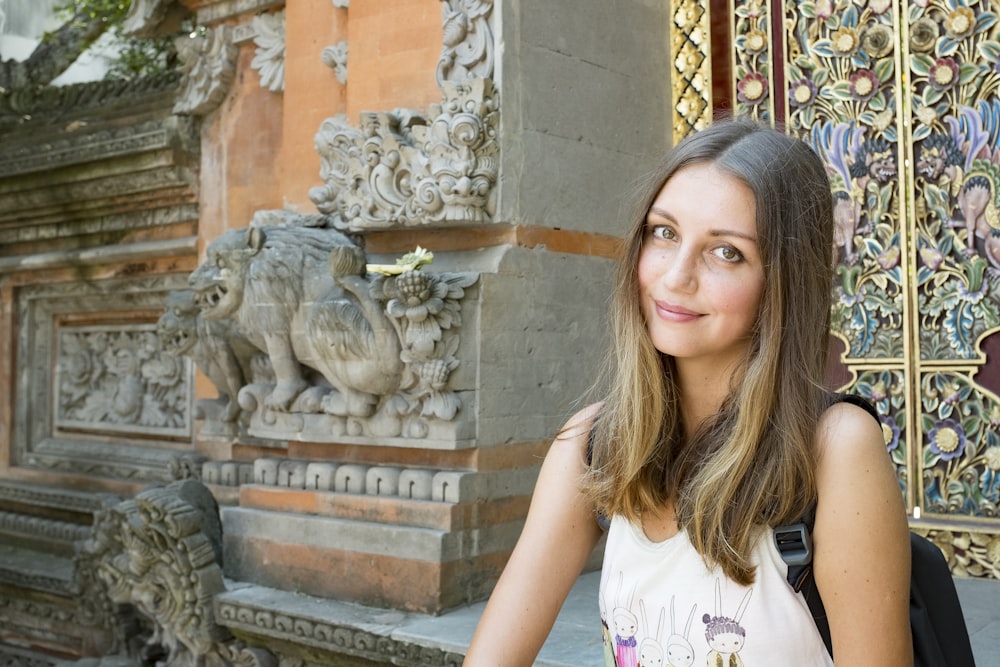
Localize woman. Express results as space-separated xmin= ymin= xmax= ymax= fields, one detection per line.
xmin=464 ymin=119 xmax=912 ymax=666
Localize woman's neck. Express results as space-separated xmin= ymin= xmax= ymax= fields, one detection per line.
xmin=674 ymin=357 xmax=738 ymax=437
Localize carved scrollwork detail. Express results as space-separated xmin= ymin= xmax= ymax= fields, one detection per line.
xmin=437 ymin=0 xmax=494 ymax=86
xmin=250 ymin=11 xmax=285 ymax=93
xmin=174 ymin=26 xmax=238 ymax=116
xmin=180 ymin=213 xmax=477 ymax=443
xmin=308 ymin=2 xmax=497 ymax=230
xmin=309 ymin=77 xmax=498 ymax=230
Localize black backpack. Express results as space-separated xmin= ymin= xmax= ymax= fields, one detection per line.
xmin=775 ymin=395 xmax=977 ymax=666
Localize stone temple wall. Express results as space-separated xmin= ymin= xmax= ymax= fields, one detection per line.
xmin=0 ymin=0 xmax=671 ymax=664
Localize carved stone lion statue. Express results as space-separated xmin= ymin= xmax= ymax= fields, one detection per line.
xmin=187 ymin=218 xmax=404 ymax=416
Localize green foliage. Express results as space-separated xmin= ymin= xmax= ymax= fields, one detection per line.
xmin=55 ymin=0 xmax=187 ymax=79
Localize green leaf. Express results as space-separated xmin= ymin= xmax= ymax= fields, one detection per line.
xmin=924 ymin=86 xmax=945 ymax=106
xmin=976 ymin=13 xmax=998 ymax=34
xmin=831 ymin=81 xmax=854 ymax=101
xmin=911 ymin=54 xmax=934 ymax=76
xmin=811 ymin=39 xmax=836 ymax=57
xmin=978 ymin=40 xmax=1000 ymax=62
xmin=938 ymin=36 xmax=960 ymax=57
xmin=875 ymin=57 xmax=895 ymax=83
xmin=959 ymin=63 xmax=981 ymax=85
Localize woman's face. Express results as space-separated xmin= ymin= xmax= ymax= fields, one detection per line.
xmin=636 ymin=162 xmax=765 ymax=374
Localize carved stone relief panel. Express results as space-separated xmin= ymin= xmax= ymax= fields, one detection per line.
xmin=14 ymin=275 xmax=197 ymax=481
xmin=55 ymin=325 xmax=191 ymax=438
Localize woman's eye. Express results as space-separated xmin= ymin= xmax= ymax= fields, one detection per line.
xmin=714 ymin=246 xmax=743 ymax=262
xmin=649 ymin=225 xmax=675 ymax=241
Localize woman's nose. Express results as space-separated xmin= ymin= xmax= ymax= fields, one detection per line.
xmin=661 ymin=249 xmax=697 ymax=291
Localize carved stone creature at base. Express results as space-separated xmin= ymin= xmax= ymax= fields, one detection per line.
xmin=188 ymin=217 xmax=403 ymax=416
xmin=70 ymin=480 xmax=275 ymax=667
xmin=157 ymin=290 xmax=260 ymax=424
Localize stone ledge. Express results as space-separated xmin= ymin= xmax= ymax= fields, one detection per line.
xmin=216 ymin=583 xmax=466 ymax=667
xmin=214 ymin=571 xmax=607 ymax=667
xmin=0 ymin=543 xmax=74 ymax=595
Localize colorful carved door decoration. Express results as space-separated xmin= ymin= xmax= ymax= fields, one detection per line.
xmin=671 ymin=0 xmax=1000 ymax=578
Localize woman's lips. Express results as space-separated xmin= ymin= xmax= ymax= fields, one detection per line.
xmin=653 ymin=300 xmax=702 ymax=322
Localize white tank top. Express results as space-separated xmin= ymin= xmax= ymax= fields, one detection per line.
xmin=598 ymin=514 xmax=834 ymax=667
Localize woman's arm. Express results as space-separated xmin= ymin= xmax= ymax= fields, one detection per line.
xmin=812 ymin=400 xmax=912 ymax=666
xmin=463 ymin=405 xmax=605 ymax=666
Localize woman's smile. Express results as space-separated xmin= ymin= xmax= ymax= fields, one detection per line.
xmin=652 ymin=299 xmax=702 ymax=322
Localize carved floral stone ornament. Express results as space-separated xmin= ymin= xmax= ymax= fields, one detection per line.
xmin=168 ymin=211 xmax=478 ymax=443
xmin=308 ymin=0 xmax=498 ymax=230
xmin=250 ymin=10 xmax=285 ymax=93
xmin=321 ymin=40 xmax=349 ymax=85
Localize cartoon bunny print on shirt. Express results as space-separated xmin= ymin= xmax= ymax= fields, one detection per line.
xmin=599 ymin=583 xmax=617 ymax=666
xmin=702 ymin=580 xmax=752 ymax=667
xmin=665 ymin=595 xmax=698 ymax=667
xmin=611 ymin=571 xmax=639 ymax=667
xmin=638 ymin=599 xmax=666 ymax=667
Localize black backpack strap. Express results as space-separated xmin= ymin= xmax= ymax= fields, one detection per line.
xmin=775 ymin=393 xmax=881 ymax=657
xmin=776 ymin=505 xmax=832 ymax=655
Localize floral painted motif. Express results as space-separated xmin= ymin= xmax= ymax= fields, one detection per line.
xmin=733 ymin=0 xmax=773 ymax=120
xmin=927 ymin=418 xmax=967 ymax=461
xmin=724 ymin=0 xmax=1000 ymax=571
xmin=920 ymin=372 xmax=1000 ymax=517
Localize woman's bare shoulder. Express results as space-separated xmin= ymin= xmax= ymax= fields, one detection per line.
xmin=814 ymin=398 xmax=885 ymax=465
xmin=556 ymin=402 xmax=604 ymax=444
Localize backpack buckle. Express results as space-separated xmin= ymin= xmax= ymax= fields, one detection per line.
xmin=774 ymin=522 xmax=812 ymax=567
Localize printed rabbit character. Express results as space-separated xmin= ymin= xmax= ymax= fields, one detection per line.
xmin=702 ymin=580 xmax=752 ymax=667
xmin=638 ymin=600 xmax=666 ymax=667
xmin=665 ymin=596 xmax=697 ymax=667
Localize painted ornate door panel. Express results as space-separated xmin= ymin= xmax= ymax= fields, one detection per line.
xmin=672 ymin=0 xmax=1000 ymax=577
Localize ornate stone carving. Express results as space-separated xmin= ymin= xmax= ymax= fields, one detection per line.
xmin=321 ymin=41 xmax=348 ymax=85
xmin=181 ymin=212 xmax=476 ymax=443
xmin=307 ymin=1 xmax=498 ymax=231
xmin=309 ymin=78 xmax=498 ymax=229
xmin=174 ymin=26 xmax=238 ymax=116
xmin=75 ymin=479 xmax=277 ymax=667
xmin=436 ymin=0 xmax=494 ymax=86
xmin=55 ymin=326 xmax=190 ymax=436
xmin=250 ymin=11 xmax=285 ymax=93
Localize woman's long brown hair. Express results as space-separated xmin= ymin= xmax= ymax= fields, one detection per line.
xmin=584 ymin=119 xmax=836 ymax=585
